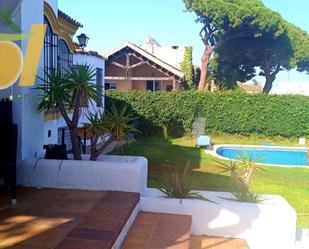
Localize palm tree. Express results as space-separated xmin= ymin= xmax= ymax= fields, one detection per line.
xmin=85 ymin=104 xmax=139 ymax=161
xmin=36 ymin=65 xmax=98 ymax=160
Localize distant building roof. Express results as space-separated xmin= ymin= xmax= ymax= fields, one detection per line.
xmin=104 ymin=41 xmax=184 ymax=79
xmin=144 ymin=37 xmax=186 ymax=69
xmin=239 ymin=83 xmax=263 ymax=93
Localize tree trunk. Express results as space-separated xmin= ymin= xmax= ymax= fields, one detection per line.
xmin=263 ymin=74 xmax=275 ymax=94
xmin=198 ymin=46 xmax=215 ymax=91
xmin=89 ymin=133 xmax=98 ymax=161
xmin=262 ymin=61 xmax=281 ymax=94
xmin=90 ymin=134 xmax=115 ymax=161
xmin=69 ymin=127 xmax=82 ymax=160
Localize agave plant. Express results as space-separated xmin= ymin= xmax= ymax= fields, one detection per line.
xmin=36 ymin=65 xmax=98 ymax=160
xmin=85 ymin=104 xmax=140 ymax=161
xmin=158 ymin=162 xmax=214 ymax=203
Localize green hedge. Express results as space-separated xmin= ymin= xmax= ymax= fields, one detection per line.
xmin=106 ymin=90 xmax=309 ymax=138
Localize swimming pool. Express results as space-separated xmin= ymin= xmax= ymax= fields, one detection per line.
xmin=212 ymin=145 xmax=308 ymax=167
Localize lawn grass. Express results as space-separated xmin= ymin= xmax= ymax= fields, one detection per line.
xmin=113 ymin=134 xmax=309 ymax=228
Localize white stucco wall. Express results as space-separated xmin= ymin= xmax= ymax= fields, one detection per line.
xmin=8 ymin=0 xmax=58 ymax=160
xmin=141 ymin=188 xmax=297 ymax=249
xmin=14 ymin=0 xmax=45 ymax=160
xmin=17 ymin=156 xmax=148 ymax=194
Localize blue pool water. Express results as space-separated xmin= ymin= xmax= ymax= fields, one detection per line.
xmin=216 ymin=147 xmax=308 ymax=166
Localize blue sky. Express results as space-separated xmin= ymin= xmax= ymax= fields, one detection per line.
xmin=59 ymin=0 xmax=309 ymax=85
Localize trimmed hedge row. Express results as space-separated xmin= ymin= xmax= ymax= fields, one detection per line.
xmin=106 ymin=90 xmax=309 ymax=137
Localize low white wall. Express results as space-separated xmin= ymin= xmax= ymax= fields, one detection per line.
xmin=17 ymin=155 xmax=297 ymax=249
xmin=17 ymin=156 xmax=148 ymax=194
xmin=141 ymin=188 xmax=296 ymax=249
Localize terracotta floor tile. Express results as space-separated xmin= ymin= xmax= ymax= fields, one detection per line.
xmin=1 ymin=188 xmax=140 ymax=249
xmin=153 ymin=222 xmax=190 ymax=241
xmin=0 ymin=226 xmax=67 ymax=248
xmin=67 ymin=228 xmax=115 ymax=242
xmin=148 ymin=238 xmax=189 ymax=249
xmin=121 ymin=235 xmax=149 ymax=248
xmin=0 ymin=245 xmax=44 ymax=249
xmin=0 ymin=215 xmax=35 ymax=232
xmin=190 ymin=236 xmax=213 ymax=249
xmin=30 ymin=216 xmax=79 ymax=230
xmin=49 ymin=200 xmax=96 ymax=214
xmin=78 ymin=218 xmax=124 ymax=232
xmin=134 ymin=212 xmax=158 ymax=226
xmin=18 ymin=227 xmax=71 ymax=248
xmin=87 ymin=206 xmax=130 ymax=222
xmin=121 ymin=245 xmax=148 ymax=249
xmin=126 ymin=225 xmax=153 ymax=241
xmin=55 ymin=238 xmax=108 ymax=249
xmin=212 ymin=237 xmax=248 ymax=249
xmin=121 ymin=212 xmax=191 ymax=249
xmin=4 ymin=201 xmax=50 ymax=213
xmin=157 ymin=213 xmax=192 ymax=226
xmin=101 ymin=192 xmax=139 ymax=205
xmin=65 ymin=190 xmax=107 ymax=202
xmin=0 ymin=208 xmax=40 ymax=221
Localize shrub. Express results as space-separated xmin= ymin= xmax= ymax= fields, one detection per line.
xmin=106 ymin=90 xmax=309 ymax=138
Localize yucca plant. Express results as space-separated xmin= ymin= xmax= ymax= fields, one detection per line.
xmin=158 ymin=162 xmax=213 ymax=203
xmin=85 ymin=104 xmax=140 ymax=161
xmin=36 ymin=65 xmax=98 ymax=160
xmin=222 ymin=192 xmax=266 ymax=203
xmin=216 ymin=151 xmax=264 ymax=193
xmin=216 ymin=151 xmax=266 ymax=203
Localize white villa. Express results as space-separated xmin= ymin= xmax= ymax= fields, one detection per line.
xmin=0 ymin=1 xmax=301 ymax=249
xmin=0 ymin=0 xmax=105 ymax=161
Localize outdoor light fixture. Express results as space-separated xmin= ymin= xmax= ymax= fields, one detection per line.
xmin=77 ymin=33 xmax=89 ymax=50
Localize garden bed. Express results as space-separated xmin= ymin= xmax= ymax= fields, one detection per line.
xmin=141 ymin=188 xmax=296 ymax=249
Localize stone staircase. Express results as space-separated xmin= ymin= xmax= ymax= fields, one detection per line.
xmin=121 ymin=211 xmax=249 ymax=249
xmin=55 ymin=191 xmax=140 ymax=249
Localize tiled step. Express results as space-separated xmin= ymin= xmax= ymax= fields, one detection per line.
xmin=55 ymin=191 xmax=140 ymax=249
xmin=121 ymin=211 xmax=192 ymax=249
xmin=190 ymin=235 xmax=249 ymax=249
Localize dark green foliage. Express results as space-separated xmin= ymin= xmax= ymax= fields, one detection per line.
xmin=183 ymin=0 xmax=309 ymax=92
xmin=180 ymin=47 xmax=195 ymax=89
xmin=106 ymin=90 xmax=309 ymax=138
xmin=85 ymin=104 xmax=140 ymax=161
xmin=36 ymin=65 xmax=98 ymax=160
xmin=208 ymin=52 xmax=256 ymax=90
